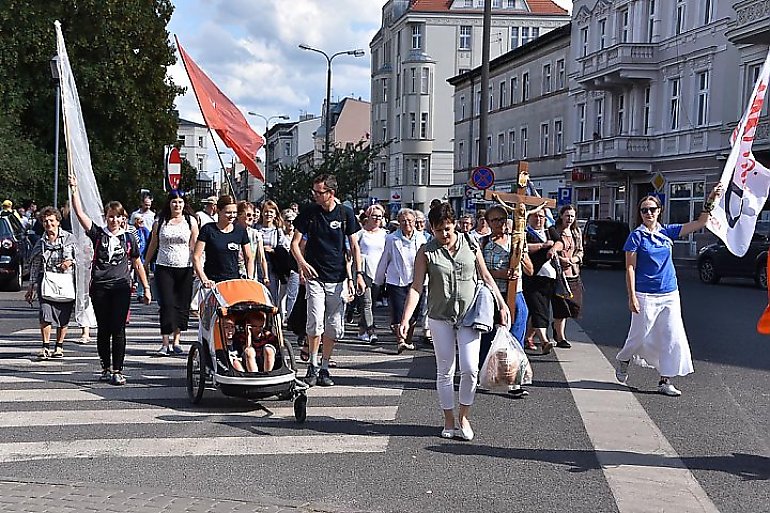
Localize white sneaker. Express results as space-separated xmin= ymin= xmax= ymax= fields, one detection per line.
xmin=657 ymin=382 xmax=682 ymax=396
xmin=615 ymin=360 xmax=630 ymax=384
xmin=357 ymin=333 xmax=371 ymax=343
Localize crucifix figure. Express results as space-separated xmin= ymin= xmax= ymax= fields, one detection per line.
xmin=483 ymin=161 xmax=556 ymax=317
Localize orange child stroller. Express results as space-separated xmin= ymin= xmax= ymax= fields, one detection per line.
xmin=187 ymin=279 xmax=309 ymax=422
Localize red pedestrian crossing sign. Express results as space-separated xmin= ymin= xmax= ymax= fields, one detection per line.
xmin=470 ymin=166 xmax=495 ymax=190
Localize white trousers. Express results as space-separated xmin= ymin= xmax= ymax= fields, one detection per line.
xmin=428 ymin=318 xmax=481 ymax=410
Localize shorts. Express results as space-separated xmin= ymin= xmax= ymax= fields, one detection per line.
xmin=39 ymin=299 xmax=74 ymax=328
xmin=305 ymin=279 xmax=346 ymax=340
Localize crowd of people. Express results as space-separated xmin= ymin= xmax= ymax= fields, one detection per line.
xmin=12 ymin=173 xmax=723 ymax=439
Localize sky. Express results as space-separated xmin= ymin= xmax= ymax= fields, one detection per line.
xmin=167 ymin=0 xmax=572 ymax=167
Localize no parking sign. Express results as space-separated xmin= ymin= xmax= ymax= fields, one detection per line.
xmin=470 ymin=166 xmax=495 ymax=190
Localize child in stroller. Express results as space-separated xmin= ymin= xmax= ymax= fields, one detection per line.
xmin=223 ymin=311 xmax=278 ymax=373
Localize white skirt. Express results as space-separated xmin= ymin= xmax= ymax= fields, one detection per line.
xmin=617 ymin=290 xmax=693 ymax=378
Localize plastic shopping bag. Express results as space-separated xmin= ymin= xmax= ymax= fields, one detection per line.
xmin=480 ymin=327 xmax=533 ymax=391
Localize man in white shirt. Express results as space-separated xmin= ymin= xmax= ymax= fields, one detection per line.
xmin=132 ymin=194 xmax=155 ymax=228
xmin=196 ymin=196 xmax=218 ymax=226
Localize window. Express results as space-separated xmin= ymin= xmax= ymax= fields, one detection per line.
xmin=580 ymin=27 xmax=589 ymax=57
xmin=540 ymin=123 xmax=549 ymax=157
xmin=577 ymin=103 xmax=586 ymax=141
xmin=284 ymin=141 xmax=291 ymax=156
xmin=197 ymin=136 xmax=204 ymax=147
xmin=522 ymin=72 xmax=529 ymax=101
xmin=499 ymin=81 xmax=507 ymax=109
xmin=595 ymin=98 xmax=604 ymax=137
xmin=511 ymin=27 xmax=520 ymax=49
xmin=178 ymin=135 xmax=186 ymax=145
xmin=554 ymin=119 xmax=563 ymax=154
xmin=396 ymin=114 xmax=401 ymax=139
xmin=493 ymin=0 xmax=502 ymax=7
xmin=396 ymin=72 xmax=401 ymax=97
xmin=543 ymin=63 xmax=552 ymax=94
xmin=643 ymin=86 xmax=652 ymax=135
xmin=521 ymin=27 xmax=531 ymax=45
xmin=619 ymin=8 xmax=629 ymax=43
xmin=381 ymin=120 xmax=387 ymax=142
xmin=458 ymin=141 xmax=465 ymax=168
xmin=197 ymin=156 xmax=204 ymax=171
xmin=697 ymin=71 xmax=709 ymax=126
xmin=420 ymin=112 xmax=428 ymax=139
xmin=460 ymin=95 xmax=466 ymax=120
xmin=397 ymin=29 xmax=402 ymax=57
xmin=576 ymin=187 xmax=599 ymax=220
xmin=420 ymin=158 xmax=429 ymax=186
xmin=409 ymin=112 xmax=416 ymax=138
xmin=669 ymin=182 xmax=705 ymax=239
xmin=508 ymin=130 xmax=516 ymax=160
xmin=532 ymin=27 xmax=539 ymax=40
xmin=703 ymin=0 xmax=713 ymax=24
xmin=616 ymin=93 xmax=625 ymax=135
xmin=488 ymin=86 xmax=493 ymax=111
xmin=382 ymin=78 xmax=388 ymax=102
xmin=459 ymin=26 xmax=472 ymax=50
xmin=556 ymin=59 xmax=565 ymax=89
xmin=648 ymin=0 xmax=656 ymax=42
xmin=464 ymin=0 xmax=473 ymax=6
xmin=474 ymin=138 xmax=479 ymax=163
xmin=598 ymin=19 xmax=607 ymax=49
xmin=510 ymin=76 xmax=518 ymax=105
xmin=670 ymin=78 xmax=680 ymax=129
xmin=420 ymin=68 xmax=429 ymax=94
xmin=521 ymin=127 xmax=528 ymax=159
xmin=498 ymin=133 xmax=505 ymax=162
xmin=411 ymin=24 xmax=422 ymax=49
xmin=410 ymin=68 xmax=416 ymax=93
xmin=676 ymin=0 xmax=686 ymax=35
xmin=476 ymin=89 xmax=482 ymax=114
xmin=378 ymin=162 xmax=386 ymax=188
xmin=487 ymin=136 xmax=492 ymax=163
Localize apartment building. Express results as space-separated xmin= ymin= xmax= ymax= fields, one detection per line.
xmin=314 ymin=97 xmax=371 ymax=168
xmin=449 ymin=23 xmax=571 ymax=214
xmin=369 ymin=0 xmax=570 ymax=212
xmin=568 ymin=0 xmax=749 ymax=257
xmin=177 ymin=118 xmax=216 ymax=196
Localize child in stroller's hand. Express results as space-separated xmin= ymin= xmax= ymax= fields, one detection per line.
xmin=223 ymin=311 xmax=278 ymax=373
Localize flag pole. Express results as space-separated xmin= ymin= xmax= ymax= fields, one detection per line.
xmin=174 ymin=34 xmax=239 ymax=199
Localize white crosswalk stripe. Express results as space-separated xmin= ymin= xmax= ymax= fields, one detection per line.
xmin=0 ymin=305 xmax=413 ymax=462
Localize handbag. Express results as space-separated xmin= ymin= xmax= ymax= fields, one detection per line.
xmin=553 ymin=256 xmax=573 ymax=299
xmin=41 ymin=268 xmax=76 ymax=302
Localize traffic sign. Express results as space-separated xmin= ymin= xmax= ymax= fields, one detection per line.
xmin=557 ymin=187 xmax=572 ymax=207
xmin=167 ymin=147 xmax=182 ymax=190
xmin=651 ymin=172 xmax=666 ymax=192
xmin=470 ymin=166 xmax=495 ymax=190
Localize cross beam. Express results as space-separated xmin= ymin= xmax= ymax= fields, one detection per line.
xmin=484 ymin=189 xmax=556 ymax=208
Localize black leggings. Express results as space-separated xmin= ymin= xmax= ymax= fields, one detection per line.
xmin=154 ymin=265 xmax=193 ymax=335
xmin=91 ymin=284 xmax=131 ymax=372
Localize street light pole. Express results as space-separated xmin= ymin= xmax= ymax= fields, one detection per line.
xmin=50 ymin=56 xmax=61 ymax=209
xmin=248 ymin=112 xmax=289 ymax=202
xmin=298 ymin=44 xmax=365 ymax=163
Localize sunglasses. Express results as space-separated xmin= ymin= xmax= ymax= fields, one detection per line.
xmin=640 ymin=207 xmax=659 ymax=214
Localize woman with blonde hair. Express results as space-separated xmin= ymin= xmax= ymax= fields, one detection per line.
xmin=354 ymin=204 xmax=387 ymax=343
xmin=236 ymin=201 xmax=268 ymax=285
xmin=257 ymin=199 xmax=288 ymax=302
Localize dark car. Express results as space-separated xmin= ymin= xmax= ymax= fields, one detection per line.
xmin=697 ymin=231 xmax=769 ymax=289
xmin=0 ymin=216 xmax=31 ymax=291
xmin=582 ymin=219 xmax=631 ymax=268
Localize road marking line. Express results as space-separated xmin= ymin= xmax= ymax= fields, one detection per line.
xmin=0 ymin=434 xmax=389 ymax=462
xmin=560 ymin=323 xmax=720 ymax=513
xmin=0 ymin=405 xmax=398 ymax=427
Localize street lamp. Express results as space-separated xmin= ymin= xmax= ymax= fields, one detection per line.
xmin=50 ymin=55 xmax=61 ymax=209
xmin=298 ymin=44 xmax=365 ymax=161
xmin=247 ymin=112 xmax=289 ymax=202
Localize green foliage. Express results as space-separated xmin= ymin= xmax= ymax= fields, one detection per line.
xmin=0 ymin=0 xmax=183 ymax=209
xmin=271 ymin=140 xmax=389 ymax=209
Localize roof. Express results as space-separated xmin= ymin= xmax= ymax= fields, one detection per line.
xmin=178 ymin=118 xmax=207 ymax=128
xmin=409 ymin=0 xmax=568 ymax=15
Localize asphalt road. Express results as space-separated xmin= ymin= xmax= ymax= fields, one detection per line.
xmin=0 ymin=270 xmax=767 ymax=513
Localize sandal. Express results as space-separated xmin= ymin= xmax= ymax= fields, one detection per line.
xmin=51 ymin=347 xmax=64 ymax=358
xmin=36 ymin=348 xmax=50 ymax=360
xmin=299 ymin=344 xmax=310 ymax=362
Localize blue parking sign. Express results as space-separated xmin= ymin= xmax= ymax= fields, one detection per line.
xmin=558 ymin=187 xmax=572 ymax=207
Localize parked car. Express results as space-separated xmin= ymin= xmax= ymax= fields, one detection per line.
xmin=0 ymin=216 xmax=31 ymax=291
xmin=582 ymin=219 xmax=630 ymax=268
xmin=697 ymin=231 xmax=769 ymax=289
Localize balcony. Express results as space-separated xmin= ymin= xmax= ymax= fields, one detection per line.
xmin=727 ymin=0 xmax=770 ymax=45
xmin=576 ymin=44 xmax=658 ymax=90
xmin=574 ymin=135 xmax=657 ymax=170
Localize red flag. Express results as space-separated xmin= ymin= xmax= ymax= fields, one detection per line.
xmin=176 ymin=38 xmax=264 ymax=180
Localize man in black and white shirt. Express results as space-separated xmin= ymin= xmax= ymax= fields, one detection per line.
xmin=195 ymin=196 xmax=218 ymax=227
xmin=291 ymin=174 xmax=365 ymax=387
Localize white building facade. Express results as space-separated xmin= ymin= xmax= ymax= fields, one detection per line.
xmin=567 ymin=0 xmax=759 ymax=258
xmin=369 ymin=0 xmax=570 ymax=213
xmin=449 ymin=23 xmax=571 ymax=214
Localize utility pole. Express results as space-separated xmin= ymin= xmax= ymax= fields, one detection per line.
xmin=478 ymin=0 xmax=492 ymax=167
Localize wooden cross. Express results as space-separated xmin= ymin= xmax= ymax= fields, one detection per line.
xmin=483 ymin=162 xmax=556 ymax=317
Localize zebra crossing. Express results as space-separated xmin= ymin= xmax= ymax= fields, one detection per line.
xmin=0 ymin=303 xmax=414 ymax=464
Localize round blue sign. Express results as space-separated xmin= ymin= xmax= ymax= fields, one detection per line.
xmin=471 ymin=166 xmax=495 ymax=190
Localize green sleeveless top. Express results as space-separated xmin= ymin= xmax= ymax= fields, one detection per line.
xmin=424 ymin=234 xmax=478 ymax=322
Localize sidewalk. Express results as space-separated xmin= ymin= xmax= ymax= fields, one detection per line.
xmin=0 ymin=478 xmax=366 ymax=513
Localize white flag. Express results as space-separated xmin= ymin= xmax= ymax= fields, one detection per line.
xmin=55 ymin=21 xmax=105 ymax=316
xmin=708 ymin=49 xmax=770 ymax=257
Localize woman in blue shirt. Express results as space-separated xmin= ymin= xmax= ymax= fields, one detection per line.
xmin=616 ymin=185 xmax=722 ymax=396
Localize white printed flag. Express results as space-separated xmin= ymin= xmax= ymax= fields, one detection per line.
xmin=708 ymin=49 xmax=770 ymax=257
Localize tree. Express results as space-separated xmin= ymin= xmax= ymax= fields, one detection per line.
xmin=271 ymin=163 xmax=315 ymax=208
xmin=0 ymin=0 xmax=183 ymax=207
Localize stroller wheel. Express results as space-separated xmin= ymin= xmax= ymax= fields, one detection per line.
xmin=294 ymin=393 xmax=308 ymax=423
xmin=187 ymin=342 xmax=206 ymax=404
